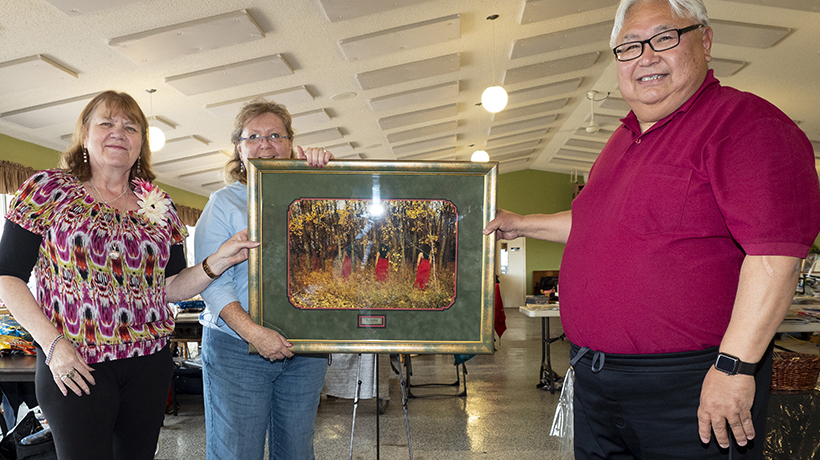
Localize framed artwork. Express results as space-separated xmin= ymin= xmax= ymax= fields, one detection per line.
xmin=247 ymin=160 xmax=497 ymax=354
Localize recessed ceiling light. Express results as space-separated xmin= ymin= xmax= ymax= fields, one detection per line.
xmin=331 ymin=92 xmax=357 ymax=101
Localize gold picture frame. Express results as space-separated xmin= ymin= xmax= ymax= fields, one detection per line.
xmin=247 ymin=160 xmax=497 ymax=354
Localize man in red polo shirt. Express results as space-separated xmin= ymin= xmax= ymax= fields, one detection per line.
xmin=484 ymin=0 xmax=820 ymax=458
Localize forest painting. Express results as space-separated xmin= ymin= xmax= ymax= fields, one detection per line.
xmin=247 ymin=160 xmax=497 ymax=354
xmin=287 ymin=199 xmax=458 ymax=311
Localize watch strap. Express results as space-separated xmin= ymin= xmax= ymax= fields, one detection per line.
xmin=715 ymin=352 xmax=757 ymax=376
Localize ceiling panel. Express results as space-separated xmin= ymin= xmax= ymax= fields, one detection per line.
xmin=153 ymin=151 xmax=230 ymax=174
xmin=488 ymin=141 xmax=541 ymax=156
xmin=148 ymin=116 xmax=176 ymax=131
xmin=323 ymin=142 xmax=355 ymax=156
xmin=519 ymin=0 xmax=619 ymax=24
xmin=44 ymin=0 xmax=143 ymax=15
xmin=485 ymin=129 xmax=549 ymax=148
xmin=340 ymin=14 xmax=461 ymax=61
xmin=386 ymin=121 xmax=459 ymax=144
xmin=710 ymin=58 xmax=748 ymax=77
xmin=0 ymin=55 xmax=78 ymax=95
xmin=297 ymin=127 xmax=344 ymax=145
xmin=507 ymin=78 xmax=583 ymax=105
xmin=512 ymin=22 xmax=612 ymax=59
xmin=564 ymin=138 xmax=606 ymax=150
xmin=493 ymin=98 xmax=569 ymax=123
xmin=355 ymin=53 xmax=460 ymax=90
xmin=153 ymin=135 xmax=211 ymax=163
xmin=598 ymin=97 xmax=630 ymax=113
xmin=166 ymin=55 xmax=293 ymax=96
xmin=318 ymin=0 xmax=434 ymax=22
xmin=109 ymin=10 xmax=264 ymax=64
xmin=378 ymin=104 xmax=458 ymax=131
xmin=492 ymin=150 xmax=534 ymax=162
xmin=292 ymin=109 xmax=332 ymax=131
xmin=548 ymin=156 xmax=594 ymax=170
xmin=572 ymin=128 xmax=615 ymax=141
xmin=489 ymin=114 xmax=558 ymax=137
xmin=400 ymin=146 xmax=458 ymax=161
xmin=368 ymin=81 xmax=459 ymax=112
xmin=710 ymin=20 xmax=791 ymax=49
xmin=0 ymin=92 xmax=98 ymax=129
xmin=555 ymin=148 xmax=600 ymax=162
xmin=727 ymin=0 xmax=820 ymax=12
xmin=504 ymin=52 xmax=600 ymax=85
xmin=391 ymin=134 xmax=457 ymax=157
xmin=205 ymin=86 xmax=315 ymax=118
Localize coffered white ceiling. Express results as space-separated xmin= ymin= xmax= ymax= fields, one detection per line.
xmin=1 ymin=0 xmax=818 ymax=196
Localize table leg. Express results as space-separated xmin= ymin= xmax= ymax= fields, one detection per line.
xmin=535 ymin=316 xmax=565 ymax=394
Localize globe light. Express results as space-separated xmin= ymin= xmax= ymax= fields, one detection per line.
xmin=148 ymin=125 xmax=165 ymax=152
xmin=481 ymin=86 xmax=508 ymax=113
xmin=471 ymin=150 xmax=490 ymax=162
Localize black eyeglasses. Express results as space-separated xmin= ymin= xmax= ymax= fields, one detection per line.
xmin=613 ymin=24 xmax=704 ymax=62
xmin=240 ymin=133 xmax=289 ymax=144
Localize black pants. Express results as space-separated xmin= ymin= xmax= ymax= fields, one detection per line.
xmin=570 ymin=343 xmax=773 ymax=460
xmin=35 ymin=345 xmax=174 ymax=460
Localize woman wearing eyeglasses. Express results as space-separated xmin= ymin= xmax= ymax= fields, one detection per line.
xmin=194 ymin=100 xmax=333 ymax=460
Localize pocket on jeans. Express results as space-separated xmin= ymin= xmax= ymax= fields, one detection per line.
xmin=618 ymin=164 xmax=692 ymax=234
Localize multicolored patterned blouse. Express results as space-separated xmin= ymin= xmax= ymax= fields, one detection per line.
xmin=6 ymin=169 xmax=187 ymax=364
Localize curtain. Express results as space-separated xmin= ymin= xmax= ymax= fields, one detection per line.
xmin=0 ymin=161 xmax=36 ymax=195
xmin=176 ymin=204 xmax=202 ymax=227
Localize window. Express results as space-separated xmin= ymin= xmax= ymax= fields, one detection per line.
xmin=185 ymin=225 xmax=196 ymax=267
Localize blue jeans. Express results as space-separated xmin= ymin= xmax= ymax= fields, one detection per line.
xmin=202 ymin=327 xmax=328 ymax=460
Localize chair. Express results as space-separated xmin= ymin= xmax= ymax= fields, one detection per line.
xmin=398 ymin=354 xmax=470 ymax=398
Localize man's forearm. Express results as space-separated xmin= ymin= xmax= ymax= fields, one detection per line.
xmin=719 ymin=255 xmax=801 ymax=363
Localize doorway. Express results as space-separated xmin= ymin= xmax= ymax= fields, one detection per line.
xmin=496 ymin=237 xmax=526 ymax=310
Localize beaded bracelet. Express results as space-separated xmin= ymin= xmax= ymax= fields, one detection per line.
xmin=44 ymin=334 xmax=64 ymax=366
xmin=202 ymin=256 xmax=220 ymax=280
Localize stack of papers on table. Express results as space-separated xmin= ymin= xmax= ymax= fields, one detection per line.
xmin=526 ymin=303 xmax=559 ymax=310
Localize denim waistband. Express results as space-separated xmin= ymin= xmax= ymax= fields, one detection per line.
xmin=570 ymin=342 xmax=718 ymax=373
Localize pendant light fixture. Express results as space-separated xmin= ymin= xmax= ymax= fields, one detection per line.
xmin=471 ymin=150 xmax=490 ymax=162
xmin=145 ymin=89 xmax=165 ymax=152
xmin=481 ymin=14 xmax=508 ymax=114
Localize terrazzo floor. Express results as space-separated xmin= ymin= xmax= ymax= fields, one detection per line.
xmin=155 ymin=310 xmax=820 ymax=460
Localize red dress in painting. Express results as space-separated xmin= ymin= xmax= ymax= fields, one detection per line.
xmin=375 ymin=257 xmax=389 ymax=281
xmin=414 ymin=258 xmax=430 ymax=290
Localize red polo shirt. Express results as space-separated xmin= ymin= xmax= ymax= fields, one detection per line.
xmin=560 ymin=70 xmax=820 ymax=354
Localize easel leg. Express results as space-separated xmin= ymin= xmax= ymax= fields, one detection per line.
xmin=348 ymin=353 xmax=363 ymax=460
xmin=375 ymin=354 xmax=380 ymax=460
xmin=397 ymin=355 xmax=414 ymax=460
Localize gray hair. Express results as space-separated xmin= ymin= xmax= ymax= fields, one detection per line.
xmin=610 ymin=0 xmax=710 ymax=48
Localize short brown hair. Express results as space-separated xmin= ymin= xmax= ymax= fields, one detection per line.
xmin=61 ymin=91 xmax=156 ymax=183
xmin=224 ymin=100 xmax=294 ymax=185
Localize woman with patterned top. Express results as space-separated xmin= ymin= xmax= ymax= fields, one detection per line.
xmin=0 ymin=91 xmax=256 ymax=460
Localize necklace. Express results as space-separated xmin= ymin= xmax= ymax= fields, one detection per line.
xmin=90 ymin=181 xmax=130 ymax=206
xmin=89 ymin=181 xmax=130 ymax=260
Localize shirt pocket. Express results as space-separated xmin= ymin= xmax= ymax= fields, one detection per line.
xmin=618 ymin=164 xmax=692 ymax=234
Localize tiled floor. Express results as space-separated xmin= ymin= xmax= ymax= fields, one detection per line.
xmin=155 ymin=311 xmax=820 ymax=460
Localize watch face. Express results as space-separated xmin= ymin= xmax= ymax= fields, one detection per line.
xmin=716 ymin=354 xmax=737 ymax=374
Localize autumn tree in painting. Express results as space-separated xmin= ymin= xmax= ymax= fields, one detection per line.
xmin=287 ymin=199 xmax=458 ymax=310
